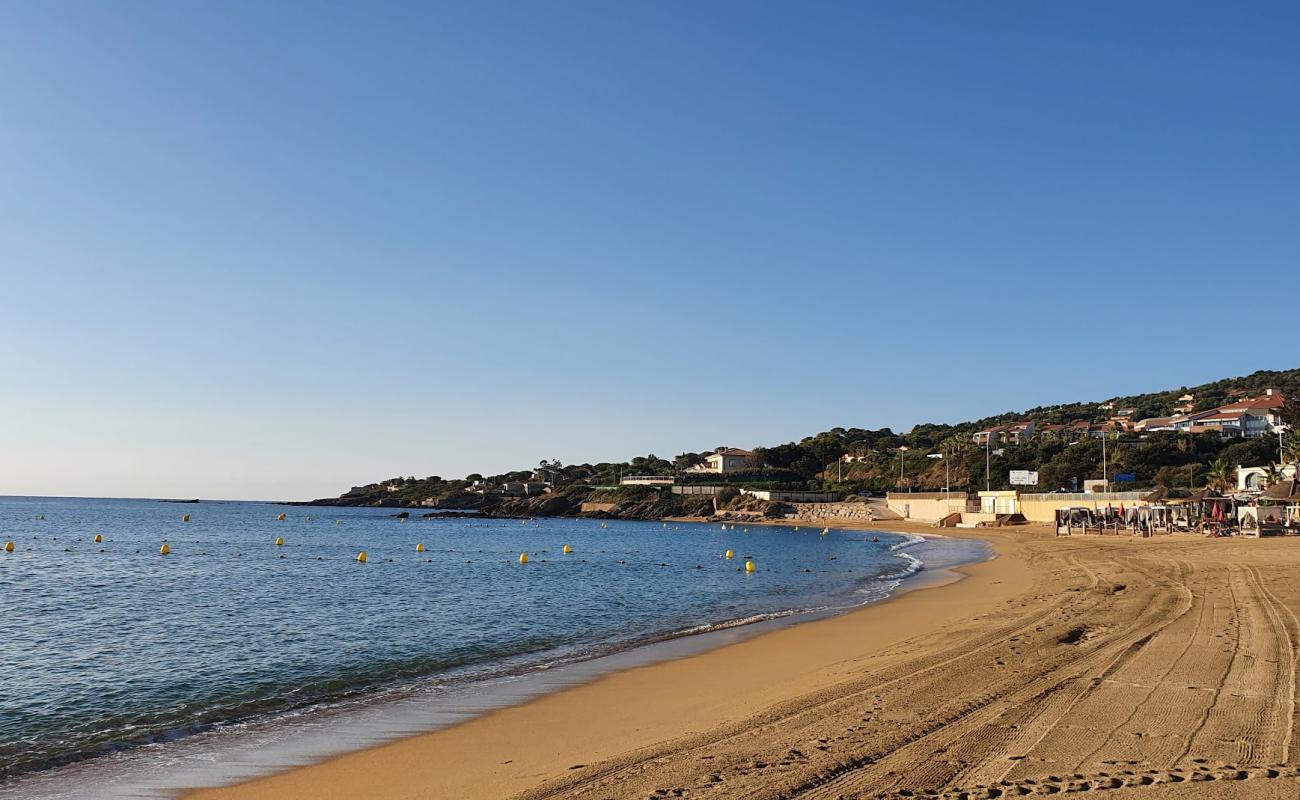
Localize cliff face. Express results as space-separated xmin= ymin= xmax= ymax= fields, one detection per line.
xmin=301 ymin=488 xmax=727 ymax=522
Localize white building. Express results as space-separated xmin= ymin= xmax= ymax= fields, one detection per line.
xmin=689 ymin=447 xmax=761 ymax=474
xmin=1236 ymin=464 xmax=1298 ymax=492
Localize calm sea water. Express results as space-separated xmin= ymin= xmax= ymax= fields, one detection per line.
xmin=0 ymin=495 xmax=986 ymax=788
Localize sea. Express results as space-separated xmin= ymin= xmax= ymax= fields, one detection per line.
xmin=0 ymin=495 xmax=989 ymax=799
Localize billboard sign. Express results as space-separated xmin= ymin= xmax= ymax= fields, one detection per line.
xmin=1112 ymin=472 xmax=1136 ymax=483
xmin=1009 ymin=470 xmax=1039 ymax=486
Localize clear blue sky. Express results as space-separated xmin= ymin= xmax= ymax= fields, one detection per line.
xmin=1 ymin=1 xmax=1296 ymax=500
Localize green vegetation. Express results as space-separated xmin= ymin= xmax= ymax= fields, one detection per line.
xmin=319 ymin=367 xmax=1300 ymax=508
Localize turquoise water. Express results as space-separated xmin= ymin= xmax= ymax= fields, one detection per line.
xmin=0 ymin=496 xmax=984 ymax=785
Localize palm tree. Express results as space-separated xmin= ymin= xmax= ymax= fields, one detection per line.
xmin=1206 ymin=458 xmax=1233 ymax=493
xmin=939 ymin=436 xmax=968 ymax=458
xmin=1260 ymin=463 xmax=1283 ymax=488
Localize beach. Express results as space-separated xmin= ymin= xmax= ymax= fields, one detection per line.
xmin=178 ymin=520 xmax=1300 ymax=800
xmin=176 ymin=520 xmax=1300 ymax=800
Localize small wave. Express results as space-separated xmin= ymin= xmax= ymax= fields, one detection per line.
xmin=670 ymin=610 xmax=799 ymax=638
xmin=888 ymin=532 xmax=927 ymax=551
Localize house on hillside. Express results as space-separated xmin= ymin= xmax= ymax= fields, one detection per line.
xmin=1135 ymin=417 xmax=1175 ymax=432
xmin=688 ymin=447 xmax=762 ymax=474
xmin=973 ymin=421 xmax=1035 ymax=446
xmin=1006 ymin=421 xmax=1036 ymax=444
xmin=1058 ymin=419 xmax=1109 ymax=442
xmin=1173 ymin=393 xmax=1196 ymax=414
xmin=1037 ymin=423 xmax=1066 ymax=439
xmin=1170 ymin=409 xmax=1218 ymax=433
xmin=1170 ymin=390 xmax=1286 ymax=439
xmin=1216 ymin=390 xmax=1287 ymax=437
xmin=499 ymin=480 xmax=549 ymax=497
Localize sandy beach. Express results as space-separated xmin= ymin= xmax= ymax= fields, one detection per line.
xmin=183 ymin=521 xmax=1300 ymax=800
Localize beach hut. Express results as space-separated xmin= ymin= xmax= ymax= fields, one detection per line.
xmin=1055 ymin=506 xmax=1095 ymax=536
xmin=1257 ymin=477 xmax=1300 ymax=535
xmin=1133 ymin=487 xmax=1174 ymax=535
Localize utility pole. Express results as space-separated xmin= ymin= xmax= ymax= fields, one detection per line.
xmin=1102 ymin=432 xmax=1108 ymax=494
xmin=985 ymin=437 xmax=991 ymax=492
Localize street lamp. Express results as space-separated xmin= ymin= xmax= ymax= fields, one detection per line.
xmin=928 ymin=452 xmax=950 ymax=498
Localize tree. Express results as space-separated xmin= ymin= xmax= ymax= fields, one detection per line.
xmin=673 ymin=452 xmax=704 ymax=471
xmin=754 ymin=443 xmax=812 ymax=471
xmin=1279 ymin=395 xmax=1300 ymax=429
xmin=1260 ymin=463 xmax=1283 ymax=487
xmin=1283 ymin=431 xmax=1300 ymax=465
xmin=1206 ymin=458 xmax=1233 ymax=492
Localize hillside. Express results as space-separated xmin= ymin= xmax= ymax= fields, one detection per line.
xmin=314 ymin=367 xmax=1300 ymax=512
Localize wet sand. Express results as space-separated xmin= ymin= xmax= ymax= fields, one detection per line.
xmin=184 ymin=521 xmax=1300 ymax=800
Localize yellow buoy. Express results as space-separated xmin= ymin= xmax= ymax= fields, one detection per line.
xmin=276 ymin=512 xmax=286 ymax=521
xmin=3 ymin=540 xmax=13 ymax=553
xmin=416 ymin=543 xmax=425 ymax=553
xmin=357 ymin=551 xmax=368 ymax=563
xmin=562 ymin=544 xmax=573 ymax=554
xmin=745 ymin=560 xmax=756 ymax=573
xmin=94 ymin=534 xmax=103 ymax=543
xmin=160 ymin=543 xmax=171 ymax=555
xmin=519 ymin=552 xmax=529 ymax=564
xmin=725 ymin=549 xmax=734 ymax=559
xmin=275 ymin=537 xmax=284 ymax=546
xmin=181 ymin=514 xmax=190 ymax=523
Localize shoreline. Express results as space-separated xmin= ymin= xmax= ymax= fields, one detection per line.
xmin=180 ymin=519 xmax=1009 ymax=800
xmin=0 ymin=518 xmax=975 ymax=800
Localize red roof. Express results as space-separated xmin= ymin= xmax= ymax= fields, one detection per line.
xmin=710 ymin=447 xmax=754 ymax=457
xmin=1218 ymin=393 xmax=1284 ymax=413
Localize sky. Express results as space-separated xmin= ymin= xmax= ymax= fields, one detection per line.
xmin=1 ymin=1 xmax=1297 ymax=500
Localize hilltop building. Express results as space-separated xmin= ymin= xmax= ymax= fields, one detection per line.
xmin=1165 ymin=389 xmax=1286 ymax=438
xmin=972 ymin=421 xmax=1035 ymax=446
xmin=689 ymin=447 xmax=762 ymax=474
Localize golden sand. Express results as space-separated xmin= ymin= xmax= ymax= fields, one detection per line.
xmin=184 ymin=521 xmax=1300 ymax=800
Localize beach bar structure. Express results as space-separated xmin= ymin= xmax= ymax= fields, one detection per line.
xmin=1244 ymin=477 xmax=1300 ymax=535
xmin=885 ymin=491 xmax=970 ymax=522
xmin=1018 ymin=491 xmax=1157 ymax=524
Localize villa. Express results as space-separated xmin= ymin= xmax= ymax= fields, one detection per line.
xmin=689 ymin=447 xmax=762 ymax=474
xmin=1169 ymin=390 xmax=1286 ymax=438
